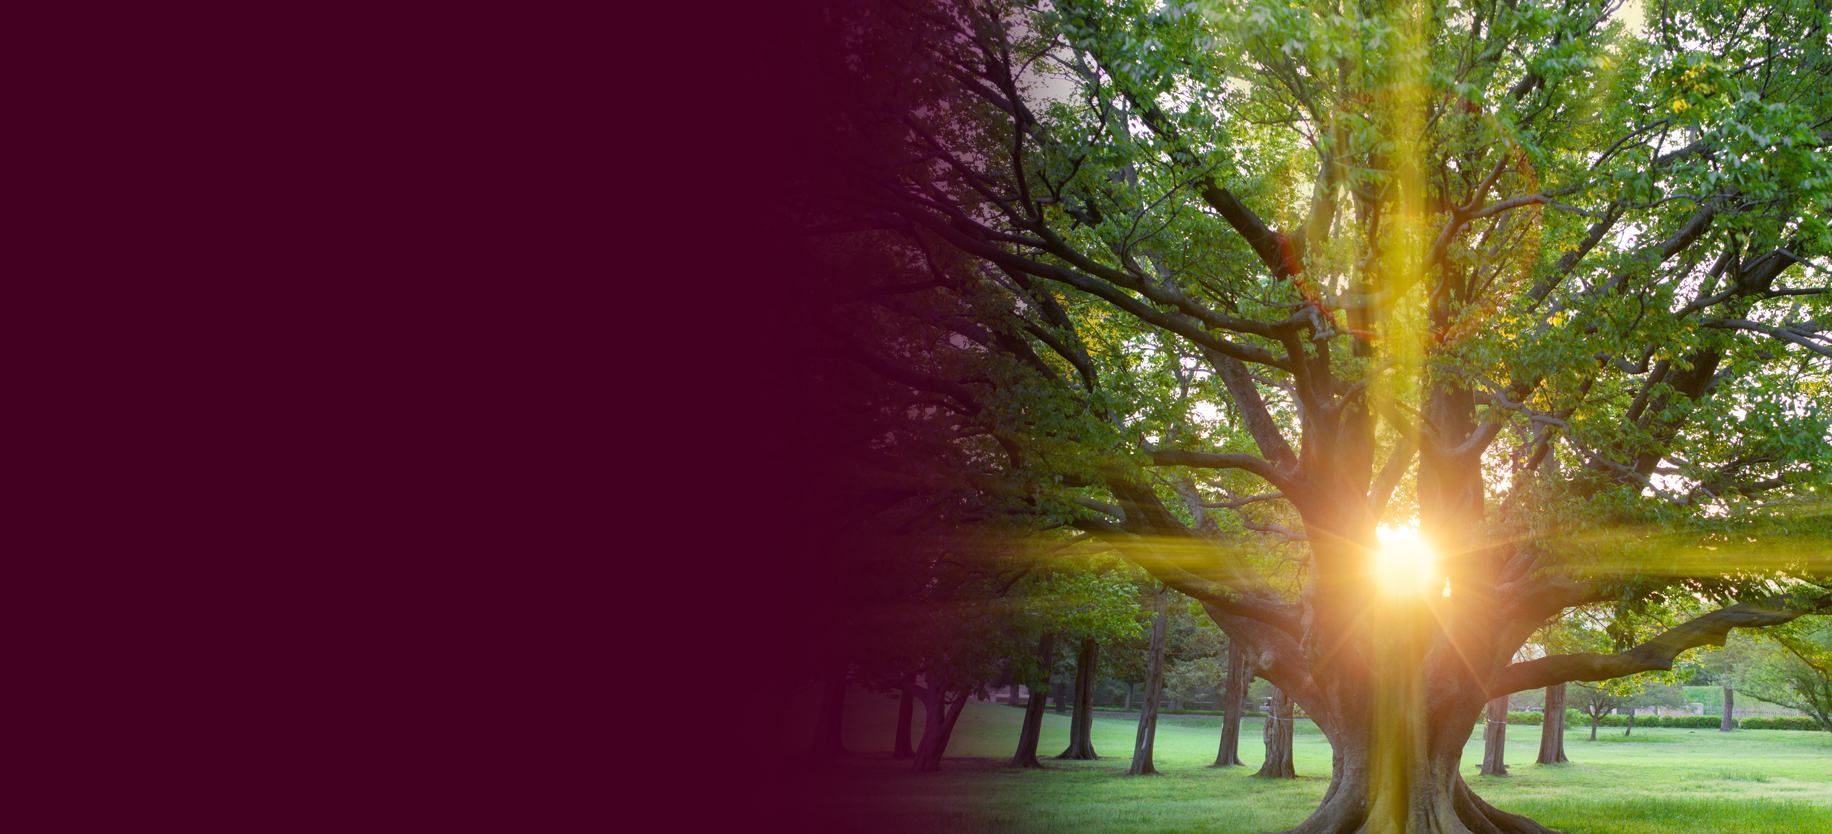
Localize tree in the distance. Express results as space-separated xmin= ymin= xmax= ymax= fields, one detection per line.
xmin=1010 ymin=631 xmax=1057 ymax=768
xmin=892 ymin=686 xmax=916 ymax=760
xmin=1168 ymin=608 xmax=1253 ymax=766
xmin=1734 ymin=624 xmax=1832 ymax=732
xmin=1477 ymin=694 xmax=1510 ymax=777
xmin=1569 ymin=681 xmax=1625 ymax=742
xmin=1536 ymin=683 xmax=1570 ymax=765
xmin=1127 ymin=583 xmax=1173 ymax=775
xmin=1057 ymin=635 xmax=1104 ymax=758
xmin=1010 ymin=563 xmax=1145 ymax=767
xmin=1214 ymin=640 xmax=1250 ymax=767
xmin=1258 ymin=686 xmax=1298 ymax=778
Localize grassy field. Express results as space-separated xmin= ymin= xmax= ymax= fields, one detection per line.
xmin=779 ymin=686 xmax=1832 ymax=834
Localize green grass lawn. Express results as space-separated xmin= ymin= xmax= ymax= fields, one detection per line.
xmin=780 ymin=686 xmax=1832 ymax=834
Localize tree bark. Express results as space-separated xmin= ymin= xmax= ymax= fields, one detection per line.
xmin=1536 ymin=683 xmax=1568 ymax=764
xmin=1623 ymin=706 xmax=1634 ymax=737
xmin=1058 ymin=636 xmax=1100 ymax=759
xmin=911 ymin=680 xmax=969 ymax=773
xmin=1589 ymin=712 xmax=1599 ymax=741
xmin=1479 ymin=696 xmax=1508 ymax=776
xmin=1256 ymin=687 xmax=1296 ymax=778
xmin=892 ymin=685 xmax=915 ymax=759
xmin=1128 ymin=590 xmax=1170 ymax=776
xmin=1721 ymin=680 xmax=1736 ymax=731
xmin=810 ymin=664 xmax=847 ymax=766
xmin=1051 ymin=675 xmax=1069 ymax=714
xmin=1124 ymin=681 xmax=1133 ymax=710
xmin=1011 ymin=632 xmax=1054 ymax=768
xmin=1213 ymin=642 xmax=1247 ymax=767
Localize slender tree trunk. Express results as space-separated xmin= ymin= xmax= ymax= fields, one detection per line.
xmin=1051 ymin=676 xmax=1069 ymax=714
xmin=1058 ymin=636 xmax=1100 ymax=759
xmin=1124 ymin=681 xmax=1133 ymax=710
xmin=891 ymin=685 xmax=916 ymax=759
xmin=1623 ymin=706 xmax=1635 ymax=736
xmin=1589 ymin=712 xmax=1599 ymax=741
xmin=1479 ymin=695 xmax=1509 ymax=776
xmin=1213 ymin=642 xmax=1247 ymax=767
xmin=912 ymin=682 xmax=969 ymax=773
xmin=1128 ymin=591 xmax=1170 ymax=776
xmin=810 ymin=665 xmax=848 ymax=766
xmin=1721 ymin=680 xmax=1736 ymax=731
xmin=1010 ymin=632 xmax=1054 ymax=768
xmin=1536 ymin=683 xmax=1568 ymax=764
xmin=1256 ymin=687 xmax=1296 ymax=778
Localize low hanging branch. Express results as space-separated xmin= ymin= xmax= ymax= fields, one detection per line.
xmin=1067 ymin=514 xmax=1302 ymax=636
xmin=1489 ymin=595 xmax=1832 ymax=698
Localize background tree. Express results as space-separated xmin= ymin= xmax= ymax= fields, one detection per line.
xmin=1011 ymin=631 xmax=1056 ymax=767
xmin=1477 ymin=694 xmax=1510 ymax=777
xmin=1569 ymin=680 xmax=1627 ymax=742
xmin=1058 ymin=636 xmax=1103 ymax=756
xmin=1535 ymin=683 xmax=1570 ymax=764
xmin=1259 ymin=686 xmax=1298 ymax=778
xmin=1127 ymin=584 xmax=1174 ymax=775
xmin=1164 ymin=605 xmax=1255 ymax=764
xmin=1213 ymin=638 xmax=1251 ymax=766
xmin=1055 ymin=567 xmax=1146 ymax=759
xmin=1733 ymin=623 xmax=1832 ymax=732
xmin=1697 ymin=642 xmax=1750 ymax=730
xmin=892 ymin=681 xmax=917 ymax=759
xmin=1009 ymin=560 xmax=1145 ymax=766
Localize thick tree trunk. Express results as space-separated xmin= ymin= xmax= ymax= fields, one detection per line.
xmin=1257 ymin=687 xmax=1296 ymax=778
xmin=1010 ymin=632 xmax=1054 ymax=768
xmin=1051 ymin=676 xmax=1069 ymax=714
xmin=1244 ymin=706 xmax=1563 ymax=834
xmin=1189 ymin=545 xmax=1564 ymax=831
xmin=1212 ymin=642 xmax=1247 ymax=767
xmin=810 ymin=665 xmax=847 ymax=766
xmin=892 ymin=686 xmax=915 ymax=759
xmin=1058 ymin=637 xmax=1100 ymax=759
xmin=1721 ymin=681 xmax=1736 ymax=731
xmin=1128 ymin=592 xmax=1170 ymax=776
xmin=1225 ymin=381 xmax=1570 ymax=832
xmin=1536 ymin=684 xmax=1568 ymax=764
xmin=912 ymin=683 xmax=969 ymax=773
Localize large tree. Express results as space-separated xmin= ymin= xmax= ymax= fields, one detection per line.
xmin=787 ymin=0 xmax=1832 ymax=830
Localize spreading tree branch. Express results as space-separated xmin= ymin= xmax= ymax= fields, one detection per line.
xmin=1490 ymin=595 xmax=1832 ymax=697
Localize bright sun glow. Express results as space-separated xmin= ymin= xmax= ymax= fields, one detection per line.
xmin=1375 ymin=524 xmax=1439 ymax=595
